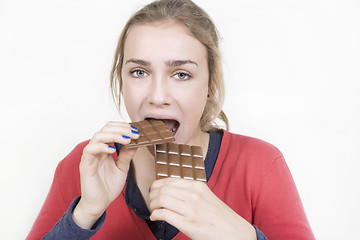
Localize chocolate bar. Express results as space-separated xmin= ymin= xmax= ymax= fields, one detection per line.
xmin=126 ymin=119 xmax=175 ymax=148
xmin=155 ymin=143 xmax=207 ymax=182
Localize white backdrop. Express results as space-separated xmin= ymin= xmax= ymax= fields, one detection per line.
xmin=0 ymin=0 xmax=359 ymax=239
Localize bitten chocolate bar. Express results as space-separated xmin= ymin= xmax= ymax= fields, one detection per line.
xmin=126 ymin=119 xmax=175 ymax=148
xmin=155 ymin=143 xmax=207 ymax=182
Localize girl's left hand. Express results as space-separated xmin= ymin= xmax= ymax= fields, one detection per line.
xmin=149 ymin=178 xmax=256 ymax=240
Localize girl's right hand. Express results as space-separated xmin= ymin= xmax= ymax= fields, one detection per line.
xmin=72 ymin=121 xmax=140 ymax=229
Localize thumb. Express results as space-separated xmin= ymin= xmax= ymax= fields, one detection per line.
xmin=115 ymin=147 xmax=137 ymax=173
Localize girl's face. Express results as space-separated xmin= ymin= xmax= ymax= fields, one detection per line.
xmin=121 ymin=21 xmax=209 ymax=146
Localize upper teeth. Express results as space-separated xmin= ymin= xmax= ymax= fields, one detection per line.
xmin=171 ymin=127 xmax=176 ymax=133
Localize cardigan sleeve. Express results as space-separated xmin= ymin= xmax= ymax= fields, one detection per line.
xmin=42 ymin=196 xmax=106 ymax=240
xmin=26 ymin=142 xmax=87 ymax=239
xmin=253 ymin=155 xmax=315 ymax=240
xmin=254 ymin=226 xmax=268 ymax=240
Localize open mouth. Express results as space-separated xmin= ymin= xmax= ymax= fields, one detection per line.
xmin=146 ymin=118 xmax=180 ymax=135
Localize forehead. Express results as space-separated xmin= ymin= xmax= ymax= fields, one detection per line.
xmin=123 ymin=22 xmax=207 ymax=64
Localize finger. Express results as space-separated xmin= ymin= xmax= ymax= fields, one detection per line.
xmin=83 ymin=142 xmax=117 ymax=156
xmin=115 ymin=147 xmax=137 ymax=173
xmin=90 ymin=130 xmax=139 ymax=145
xmin=149 ymin=190 xmax=188 ymax=213
xmin=101 ymin=121 xmax=132 ymax=127
xmin=100 ymin=122 xmax=139 ymax=134
xmin=101 ymin=121 xmax=138 ymax=128
xmin=150 ymin=208 xmax=187 ymax=230
xmin=149 ymin=183 xmax=190 ymax=203
xmin=151 ymin=178 xmax=207 ymax=192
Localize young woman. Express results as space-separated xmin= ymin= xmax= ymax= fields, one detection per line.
xmin=27 ymin=0 xmax=315 ymax=239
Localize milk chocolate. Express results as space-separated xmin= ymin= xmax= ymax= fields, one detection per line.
xmin=126 ymin=119 xmax=175 ymax=148
xmin=155 ymin=143 xmax=207 ymax=182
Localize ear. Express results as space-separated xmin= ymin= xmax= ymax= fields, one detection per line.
xmin=207 ymin=78 xmax=217 ymax=100
xmin=118 ymin=72 xmax=123 ymax=94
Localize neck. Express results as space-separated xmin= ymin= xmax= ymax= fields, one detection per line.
xmin=187 ymin=129 xmax=210 ymax=157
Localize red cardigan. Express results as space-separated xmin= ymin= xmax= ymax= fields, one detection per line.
xmin=27 ymin=131 xmax=315 ymax=239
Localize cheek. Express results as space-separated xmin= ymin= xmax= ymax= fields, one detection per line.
xmin=175 ymin=84 xmax=208 ymax=117
xmin=122 ymin=81 xmax=142 ymax=120
xmin=182 ymin=96 xmax=207 ymax=132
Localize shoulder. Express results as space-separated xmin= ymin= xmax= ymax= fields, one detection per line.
xmin=221 ymin=130 xmax=283 ymax=160
xmin=214 ymin=131 xmax=292 ymax=198
xmin=215 ymin=130 xmax=286 ymax=179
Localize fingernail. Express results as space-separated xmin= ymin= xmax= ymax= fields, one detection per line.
xmin=108 ymin=146 xmax=116 ymax=150
xmin=148 ymin=187 xmax=151 ymax=192
xmin=131 ymin=125 xmax=138 ymax=130
xmin=122 ymin=135 xmax=131 ymax=139
xmin=132 ymin=130 xmax=139 ymax=135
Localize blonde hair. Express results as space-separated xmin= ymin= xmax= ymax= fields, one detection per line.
xmin=110 ymin=0 xmax=229 ymax=132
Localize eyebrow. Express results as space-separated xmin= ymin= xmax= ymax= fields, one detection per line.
xmin=124 ymin=58 xmax=198 ymax=67
xmin=166 ymin=60 xmax=198 ymax=67
xmin=124 ymin=58 xmax=150 ymax=66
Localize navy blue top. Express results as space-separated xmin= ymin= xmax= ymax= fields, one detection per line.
xmin=43 ymin=131 xmax=267 ymax=240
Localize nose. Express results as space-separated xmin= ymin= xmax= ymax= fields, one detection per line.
xmin=146 ymin=75 xmax=171 ymax=107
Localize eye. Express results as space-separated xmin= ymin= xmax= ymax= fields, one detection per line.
xmin=130 ymin=69 xmax=148 ymax=78
xmin=173 ymin=71 xmax=191 ymax=80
